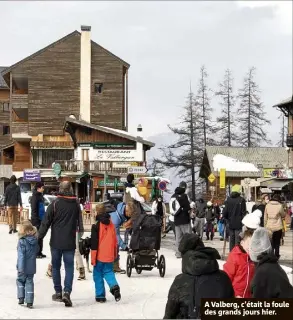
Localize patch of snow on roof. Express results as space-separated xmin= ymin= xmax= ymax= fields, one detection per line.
xmin=213 ymin=154 xmax=259 ymax=172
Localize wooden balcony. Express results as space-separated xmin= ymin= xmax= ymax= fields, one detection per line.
xmin=286 ymin=135 xmax=293 ymax=148
xmin=55 ymin=160 xmax=128 ymax=175
xmin=0 ymin=165 xmax=13 ymax=178
xmin=11 ymin=94 xmax=28 ymax=109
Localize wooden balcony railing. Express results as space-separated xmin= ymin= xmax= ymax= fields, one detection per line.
xmin=55 ymin=160 xmax=128 ymax=175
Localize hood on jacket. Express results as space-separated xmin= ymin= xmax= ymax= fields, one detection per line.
xmin=230 ymin=192 xmax=241 ymax=198
xmin=18 ymin=226 xmax=38 ymax=240
xmin=179 ymin=233 xmax=204 ymax=255
xmin=175 ymin=187 xmax=185 ymax=195
xmin=268 ymin=200 xmax=282 ymax=206
xmin=257 ymin=252 xmax=279 ymax=266
xmin=182 ymin=246 xmax=221 ymax=276
xmin=96 ymin=212 xmax=111 ymax=225
xmin=57 ymin=194 xmax=77 ymax=203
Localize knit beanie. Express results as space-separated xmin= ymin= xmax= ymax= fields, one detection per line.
xmin=231 ymin=184 xmax=242 ymax=194
xmin=249 ymin=227 xmax=272 ymax=262
xmin=242 ymin=209 xmax=262 ymax=229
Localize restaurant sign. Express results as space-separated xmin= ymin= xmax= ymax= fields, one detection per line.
xmin=98 ymin=180 xmax=125 ymax=187
xmin=91 ymin=149 xmax=143 ymax=162
xmin=23 ymin=169 xmax=41 ymax=182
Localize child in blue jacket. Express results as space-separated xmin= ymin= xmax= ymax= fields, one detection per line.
xmin=17 ymin=220 xmax=38 ymax=308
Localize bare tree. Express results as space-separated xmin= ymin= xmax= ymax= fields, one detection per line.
xmin=215 ymin=69 xmax=236 ymax=146
xmin=154 ymin=88 xmax=204 ymax=200
xmin=277 ymin=112 xmax=287 ymax=147
xmin=236 ymin=67 xmax=271 ymax=147
xmin=196 ymin=65 xmax=215 ymax=146
xmin=149 ymin=159 xmax=165 ymax=177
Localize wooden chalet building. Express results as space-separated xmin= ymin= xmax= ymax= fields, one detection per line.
xmin=199 ymin=146 xmax=289 ymax=203
xmin=0 ymin=26 xmax=155 ymax=196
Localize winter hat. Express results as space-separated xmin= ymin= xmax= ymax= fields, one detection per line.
xmin=207 ymin=201 xmax=212 ymax=207
xmin=249 ymin=227 xmax=272 ymax=262
xmin=232 ymin=184 xmax=242 ymax=194
xmin=179 ymin=181 xmax=187 ymax=189
xmin=242 ymin=209 xmax=262 ymax=229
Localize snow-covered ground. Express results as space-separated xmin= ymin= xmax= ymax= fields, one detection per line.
xmin=0 ymin=224 xmax=292 ymax=319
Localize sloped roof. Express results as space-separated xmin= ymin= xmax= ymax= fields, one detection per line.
xmin=201 ymin=146 xmax=288 ymax=178
xmin=0 ymin=66 xmax=8 ymax=89
xmin=273 ymin=96 xmax=292 ymax=108
xmin=273 ymin=96 xmax=293 ymax=117
xmin=1 ymin=29 xmax=130 ymax=81
xmin=64 ymin=117 xmax=155 ymax=148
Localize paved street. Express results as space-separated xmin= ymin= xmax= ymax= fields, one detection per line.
xmin=0 ymin=225 xmax=292 ymax=319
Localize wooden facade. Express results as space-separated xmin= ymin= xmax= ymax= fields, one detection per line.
xmin=13 ymin=142 xmax=30 ymax=171
xmin=0 ymin=87 xmax=11 ymax=147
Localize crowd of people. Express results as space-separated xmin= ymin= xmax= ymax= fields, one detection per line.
xmin=3 ymin=174 xmax=293 ymax=315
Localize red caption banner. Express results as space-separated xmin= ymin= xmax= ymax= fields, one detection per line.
xmin=201 ymin=299 xmax=293 ymax=319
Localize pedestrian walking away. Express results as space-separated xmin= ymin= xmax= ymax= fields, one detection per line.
xmin=16 ymin=220 xmax=38 ymax=309
xmin=30 ymin=182 xmax=46 ymax=258
xmin=205 ymin=201 xmax=215 ymax=241
xmin=264 ymin=194 xmax=286 ymax=260
xmin=251 ymin=194 xmax=269 ymax=227
xmin=223 ymin=184 xmax=246 ymax=252
xmin=223 ymin=229 xmax=255 ymax=298
xmin=91 ymin=203 xmax=121 ymax=303
xmin=4 ymin=175 xmax=22 ymax=234
xmin=249 ymin=227 xmax=293 ymax=298
xmin=152 ymin=196 xmax=167 ymax=238
xmin=163 ymin=233 xmax=234 ymax=319
xmin=193 ymin=198 xmax=207 ymax=239
xmin=173 ymin=182 xmax=192 ymax=259
xmin=38 ymin=181 xmax=84 ymax=307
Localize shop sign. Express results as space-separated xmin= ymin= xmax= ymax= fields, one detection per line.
xmin=91 ymin=149 xmax=142 ymax=162
xmin=264 ymin=168 xmax=293 ymax=179
xmin=23 ymin=169 xmax=41 ymax=182
xmin=263 ymin=168 xmax=278 ymax=178
xmin=78 ymin=142 xmax=136 ymax=149
xmin=98 ymin=180 xmax=124 ymax=187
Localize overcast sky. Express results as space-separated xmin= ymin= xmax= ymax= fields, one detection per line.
xmin=0 ymin=1 xmax=292 ymax=140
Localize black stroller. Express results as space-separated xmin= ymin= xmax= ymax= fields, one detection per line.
xmin=126 ymin=213 xmax=166 ymax=278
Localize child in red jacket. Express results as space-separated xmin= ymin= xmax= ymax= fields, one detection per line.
xmin=223 ymin=229 xmax=255 ymax=298
xmin=91 ymin=203 xmax=121 ymax=303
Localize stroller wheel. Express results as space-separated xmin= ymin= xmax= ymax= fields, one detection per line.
xmin=135 ymin=267 xmax=142 ymax=274
xmin=158 ymin=255 xmax=166 ymax=278
xmin=126 ymin=254 xmax=132 ymax=278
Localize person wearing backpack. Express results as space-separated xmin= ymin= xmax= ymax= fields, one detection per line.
xmin=163 ymin=233 xmax=234 ymax=319
xmin=223 ymin=184 xmax=247 ymax=252
xmin=251 ymin=194 xmax=269 ymax=227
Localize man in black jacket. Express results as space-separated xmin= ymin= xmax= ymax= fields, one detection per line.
xmin=174 ymin=182 xmax=191 ymax=259
xmin=223 ymin=184 xmax=246 ymax=252
xmin=39 ymin=181 xmax=84 ymax=307
xmin=31 ymin=182 xmax=46 ymax=258
xmin=4 ymin=175 xmax=22 ymax=234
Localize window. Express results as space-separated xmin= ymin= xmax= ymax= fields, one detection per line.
xmin=3 ymin=126 xmax=10 ymax=135
xmin=94 ymin=83 xmax=103 ymax=94
xmin=3 ymin=103 xmax=9 ymax=112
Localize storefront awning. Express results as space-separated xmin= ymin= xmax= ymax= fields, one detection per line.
xmin=261 ymin=179 xmax=293 ymax=190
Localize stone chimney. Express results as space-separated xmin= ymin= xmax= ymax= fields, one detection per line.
xmin=80 ymin=25 xmax=91 ymax=122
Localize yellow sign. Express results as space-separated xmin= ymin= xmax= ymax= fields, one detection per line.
xmin=263 ymin=168 xmax=275 ymax=178
xmin=220 ymin=169 xmax=226 ymax=189
xmin=208 ymin=173 xmax=216 ymax=183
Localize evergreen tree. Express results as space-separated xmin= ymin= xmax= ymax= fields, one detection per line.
xmin=215 ymin=69 xmax=236 ymax=146
xmin=277 ymin=112 xmax=287 ymax=147
xmin=237 ymin=67 xmax=271 ymax=147
xmin=196 ymin=65 xmax=215 ymax=146
xmin=154 ymin=88 xmax=204 ymax=200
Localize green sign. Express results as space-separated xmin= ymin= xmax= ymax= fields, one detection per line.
xmin=78 ymin=142 xmax=136 ymax=149
xmin=98 ymin=180 xmax=124 ymax=187
xmin=53 ymin=163 xmax=62 ymax=178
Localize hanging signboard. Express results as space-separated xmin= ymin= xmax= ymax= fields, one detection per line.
xmin=90 ymin=149 xmax=143 ymax=162
xmin=220 ymin=169 xmax=226 ymax=189
xmin=23 ymin=169 xmax=41 ymax=182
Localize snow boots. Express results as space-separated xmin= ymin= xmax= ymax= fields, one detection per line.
xmin=77 ymin=267 xmax=86 ymax=280
xmin=110 ymin=285 xmax=121 ymax=302
xmin=113 ymin=260 xmax=126 ymax=274
xmin=46 ymin=264 xmax=52 ymax=278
